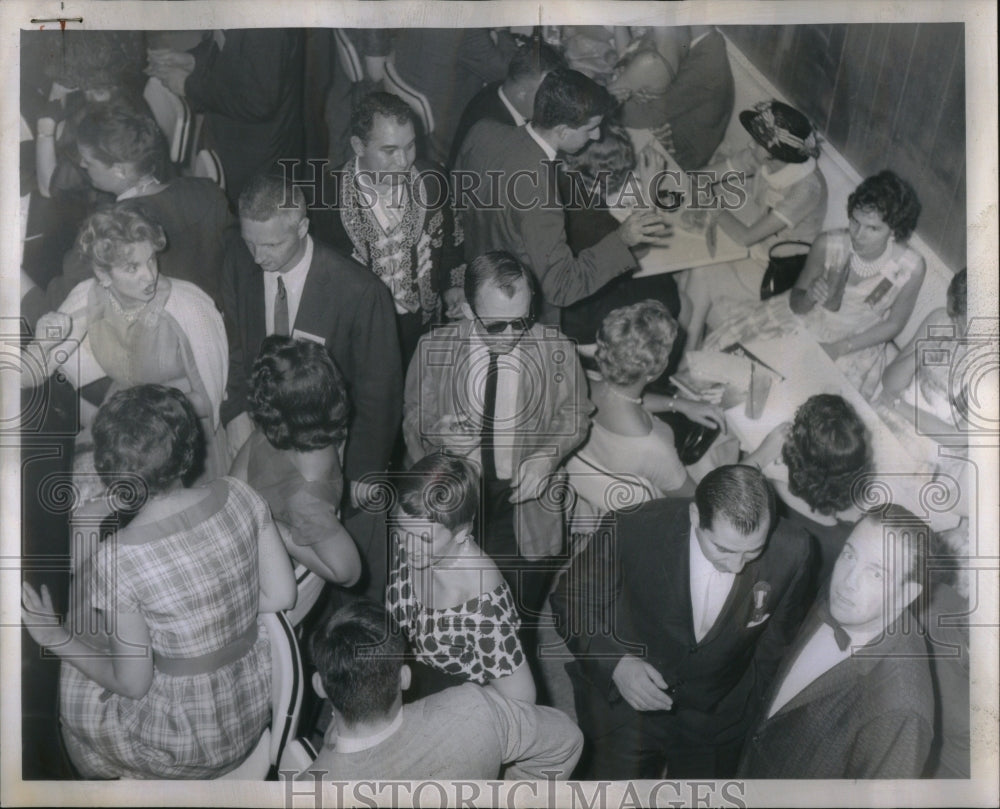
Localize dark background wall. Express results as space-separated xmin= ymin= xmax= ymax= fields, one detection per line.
xmin=725 ymin=23 xmax=966 ymax=271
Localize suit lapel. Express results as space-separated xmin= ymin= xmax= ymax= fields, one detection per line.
xmin=699 ymin=564 xmax=755 ymax=646
xmin=668 ymin=512 xmax=699 ymax=645
xmin=293 ymin=251 xmax=334 ymax=341
xmin=246 ymin=257 xmax=266 ymax=360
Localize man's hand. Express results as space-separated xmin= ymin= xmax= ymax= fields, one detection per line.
xmin=612 ymin=655 xmax=674 ymax=712
xmin=442 ymin=287 xmax=467 ymax=320
xmin=618 ymin=209 xmax=672 ymax=248
xmin=146 ymin=49 xmax=196 ymax=97
xmin=509 ymin=455 xmax=550 ymax=503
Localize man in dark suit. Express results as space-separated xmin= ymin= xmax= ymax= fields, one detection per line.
xmin=222 ymin=174 xmax=402 ymax=598
xmin=448 ymin=36 xmax=564 ymax=167
xmin=551 ymin=464 xmax=813 ymax=779
xmin=452 ymin=68 xmax=670 ymax=325
xmin=222 ymin=173 xmax=402 ymax=489
xmin=738 ymin=505 xmax=935 ymax=778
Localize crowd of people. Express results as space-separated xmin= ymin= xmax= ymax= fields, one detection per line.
xmin=18 ymin=26 xmax=969 ymax=783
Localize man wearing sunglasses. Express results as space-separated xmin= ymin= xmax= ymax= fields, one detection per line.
xmin=403 ymin=250 xmax=591 ymax=646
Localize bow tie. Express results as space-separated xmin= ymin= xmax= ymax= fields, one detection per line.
xmin=817 ymin=599 xmax=852 ymax=651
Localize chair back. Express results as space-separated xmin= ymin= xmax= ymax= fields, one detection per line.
xmin=285 ymin=565 xmax=326 ymax=627
xmin=383 ymin=60 xmax=435 ymax=137
xmin=218 ymin=611 xmax=303 ymax=779
xmin=192 ymin=148 xmax=226 ymax=189
xmin=143 ymin=76 xmax=192 ymax=165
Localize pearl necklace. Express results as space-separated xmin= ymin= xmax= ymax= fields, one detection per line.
xmin=849 ymin=241 xmax=893 ymax=279
xmin=107 ymin=289 xmax=149 ymax=324
xmin=606 ymin=385 xmax=643 ymax=405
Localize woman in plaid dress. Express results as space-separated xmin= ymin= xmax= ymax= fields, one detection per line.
xmin=22 ymin=385 xmax=296 ymax=779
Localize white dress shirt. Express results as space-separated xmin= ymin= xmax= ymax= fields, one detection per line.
xmin=497 ymin=85 xmax=527 ymax=127
xmin=766 ymin=621 xmax=881 ymax=718
xmin=525 ymin=123 xmax=558 ymax=161
xmin=689 ymin=528 xmax=735 ymax=643
xmin=263 ymin=235 xmax=313 ymax=335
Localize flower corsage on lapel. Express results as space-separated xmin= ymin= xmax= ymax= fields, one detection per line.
xmin=746 ymin=581 xmax=772 ymax=628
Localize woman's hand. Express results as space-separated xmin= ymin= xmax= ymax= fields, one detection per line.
xmin=672 ymin=397 xmax=725 ymax=431
xmin=34 ymin=311 xmax=73 ymax=342
xmin=807 ymin=275 xmax=832 ymax=306
xmin=820 ymin=339 xmax=850 ymax=361
xmin=22 ymin=582 xmax=69 ymax=650
xmin=747 ymin=421 xmax=790 ymax=469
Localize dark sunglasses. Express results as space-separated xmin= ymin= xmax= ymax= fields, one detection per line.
xmin=472 ymin=311 xmax=536 ymax=335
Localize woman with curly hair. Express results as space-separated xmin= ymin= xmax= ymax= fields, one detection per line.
xmin=230 ymin=335 xmax=362 ymax=599
xmin=21 ymin=205 xmax=229 ymax=483
xmin=22 ymin=385 xmax=295 ymax=778
xmin=744 ymin=393 xmax=871 ymax=582
xmin=790 ymin=170 xmax=926 ymax=398
xmin=706 ymin=170 xmax=926 ymax=402
xmin=566 ymin=300 xmax=694 ymax=519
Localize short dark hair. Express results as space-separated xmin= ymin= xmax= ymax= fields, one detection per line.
xmin=92 ymin=384 xmax=201 ymax=498
xmin=464 ymin=250 xmax=534 ymax=310
xmin=76 ymin=106 xmax=168 ymax=179
xmin=395 ymin=452 xmax=480 ymax=532
xmin=507 ymin=37 xmax=564 ymax=83
xmin=351 ymin=91 xmax=417 ymax=143
xmin=859 ymin=504 xmax=930 ymax=585
xmin=75 ymin=205 xmax=167 ymax=277
xmin=308 ymin=599 xmax=406 ymax=726
xmin=847 ymin=170 xmax=922 ymax=241
xmin=249 ymin=336 xmax=349 ymax=452
xmin=783 ymin=394 xmax=871 ymax=516
xmin=238 ymin=173 xmax=305 ymax=223
xmin=694 ymin=464 xmax=775 ymax=536
xmin=946 ymin=268 xmax=967 ymax=320
xmin=532 ymin=68 xmax=616 ymax=130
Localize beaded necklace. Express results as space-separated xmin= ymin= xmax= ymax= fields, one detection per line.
xmin=849 ymin=240 xmax=894 ymax=279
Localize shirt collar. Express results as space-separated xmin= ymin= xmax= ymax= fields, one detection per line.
xmin=498 ymin=85 xmax=527 ymax=127
xmin=331 ymin=707 xmax=404 ymax=754
xmin=285 ymin=234 xmax=314 ymax=282
xmin=689 ymin=28 xmax=714 ymax=50
xmin=525 ymin=123 xmax=558 ymax=161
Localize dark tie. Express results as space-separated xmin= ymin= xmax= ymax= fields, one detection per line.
xmin=817 ymin=599 xmax=852 ymax=651
xmin=274 ymin=275 xmax=289 ymax=336
xmin=480 ymin=351 xmax=500 ymax=480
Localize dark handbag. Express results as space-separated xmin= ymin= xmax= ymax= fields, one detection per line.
xmin=657 ymin=410 xmax=721 ymax=466
xmin=760 ymin=241 xmax=812 ymax=300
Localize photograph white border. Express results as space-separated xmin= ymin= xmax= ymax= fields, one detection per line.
xmin=1 ymin=2 xmax=996 ymax=807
